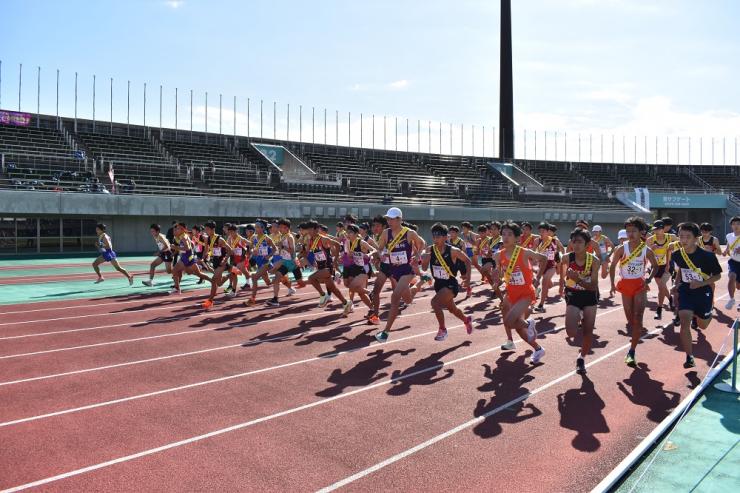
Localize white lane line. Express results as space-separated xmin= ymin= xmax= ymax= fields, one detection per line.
xmin=0 ymin=293 xmax=441 ymax=387
xmin=0 ymin=306 xmax=626 ymax=492
xmin=316 ymin=291 xmax=731 ymax=492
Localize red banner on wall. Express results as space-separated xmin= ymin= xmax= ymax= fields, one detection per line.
xmin=0 ymin=110 xmax=32 ymax=127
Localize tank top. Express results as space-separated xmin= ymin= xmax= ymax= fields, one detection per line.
xmin=208 ymin=234 xmax=226 ymax=263
xmin=387 ymin=228 xmax=412 ymax=266
xmin=430 ymin=244 xmax=459 ymax=281
xmin=449 ymin=237 xmax=465 ymax=250
xmin=499 ymin=246 xmax=533 ymax=287
xmin=228 ymin=236 xmax=245 ymax=262
xmin=650 ymin=236 xmax=669 ymax=266
xmin=698 ymin=235 xmax=718 ymax=254
xmin=619 ymin=241 xmax=647 ymax=279
xmin=311 ymin=235 xmax=333 ymax=270
xmin=727 ymin=233 xmax=740 ymax=262
xmin=176 ymin=234 xmax=194 ymax=259
xmin=565 ymin=252 xmax=597 ymax=291
xmin=596 ymin=236 xmax=608 ymax=254
xmin=478 ymin=236 xmax=493 ymax=258
xmin=344 ymin=237 xmax=367 ymax=267
xmin=519 ymin=233 xmax=536 ymax=249
xmin=278 ymin=234 xmax=294 ymax=260
xmin=373 ymin=233 xmax=390 ymax=263
xmin=155 ymin=234 xmax=168 ymax=252
xmin=97 ymin=233 xmax=112 ymax=253
xmin=252 ymin=234 xmax=272 ymax=259
xmin=537 ymin=236 xmax=558 ymax=262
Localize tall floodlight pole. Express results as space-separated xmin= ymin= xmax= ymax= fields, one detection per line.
xmin=499 ymin=0 xmax=514 ymax=159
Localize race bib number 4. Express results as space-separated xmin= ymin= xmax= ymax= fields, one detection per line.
xmin=432 ymin=265 xmax=449 ymax=280
xmin=390 ymin=251 xmax=408 ymax=265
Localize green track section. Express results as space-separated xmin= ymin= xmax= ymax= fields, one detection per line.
xmin=616 ymin=354 xmax=740 ymax=492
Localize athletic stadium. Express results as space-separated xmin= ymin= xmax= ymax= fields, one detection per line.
xmin=1 ymin=1 xmax=738 ymax=492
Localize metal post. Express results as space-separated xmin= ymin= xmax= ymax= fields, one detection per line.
xmin=160 ymin=84 xmax=163 ymax=134
xmin=110 ymin=77 xmax=113 ymax=134
xmin=127 ymin=80 xmax=130 ymax=136
xmin=18 ymin=63 xmax=21 ymax=111
xmin=92 ymin=74 xmax=96 ymax=132
xmin=218 ymin=93 xmax=222 ymax=135
xmin=714 ymin=318 xmax=739 ymax=394
xmin=143 ymin=82 xmax=147 ymax=127
xmin=205 ymin=92 xmax=208 ymax=134
xmin=36 ymin=66 xmax=40 ymax=128
xmin=74 ymin=72 xmax=78 ymax=132
xmin=55 ymin=69 xmax=59 ymax=124
xmin=260 ymin=99 xmax=263 ymax=138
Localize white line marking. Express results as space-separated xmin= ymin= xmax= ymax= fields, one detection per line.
xmin=0 ymin=306 xmax=625 ymax=492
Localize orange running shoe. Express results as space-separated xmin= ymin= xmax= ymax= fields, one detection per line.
xmin=202 ymin=299 xmax=214 ymax=310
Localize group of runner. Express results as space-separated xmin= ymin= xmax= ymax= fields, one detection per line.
xmin=91 ymin=209 xmax=738 ymax=374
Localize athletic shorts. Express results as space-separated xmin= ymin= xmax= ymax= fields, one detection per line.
xmin=159 ymin=251 xmax=173 ymax=263
xmin=379 ymin=262 xmax=393 ymax=277
xmin=507 ymin=285 xmax=536 ymax=305
xmin=678 ymin=286 xmax=713 ymax=320
xmin=653 ymin=264 xmax=667 ymax=280
xmin=249 ymin=257 xmax=257 ymax=268
xmin=545 ymin=260 xmax=557 ymax=272
xmin=600 ymin=252 xmax=609 ymax=263
xmin=99 ymin=250 xmax=117 ymax=262
xmin=465 ymin=247 xmax=474 ymax=257
xmin=390 ymin=263 xmax=413 ymax=281
xmin=252 ymin=256 xmax=269 ymax=269
xmin=456 ymin=259 xmax=467 ymax=276
xmin=196 ymin=249 xmax=206 ymax=260
xmin=481 ymin=257 xmax=495 ymax=268
xmin=179 ymin=253 xmax=197 ymax=267
xmin=343 ymin=265 xmax=366 ymax=279
xmin=565 ymin=288 xmax=599 ymax=310
xmin=728 ymin=259 xmax=740 ymax=276
xmin=434 ymin=278 xmax=460 ymax=297
xmin=211 ymin=256 xmax=227 ymax=270
xmin=617 ymin=278 xmax=646 ymax=297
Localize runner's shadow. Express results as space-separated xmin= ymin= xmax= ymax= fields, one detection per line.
xmin=565 ymin=332 xmax=608 ymax=353
xmin=616 ymin=363 xmax=681 ymax=423
xmin=473 ymin=353 xmax=541 ymax=439
xmin=316 ymin=325 xmax=412 ymax=358
xmin=693 ymin=329 xmax=719 ymax=367
xmin=476 ymin=314 xmax=502 ymax=330
xmin=556 ymin=375 xmax=610 ymax=451
xmin=316 ymin=348 xmax=416 ymax=397
xmin=386 ymin=341 xmax=471 ymax=397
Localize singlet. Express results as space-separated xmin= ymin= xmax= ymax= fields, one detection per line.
xmin=228 ymin=235 xmax=246 ymax=262
xmin=208 ymin=234 xmax=226 ymax=264
xmin=373 ymin=233 xmax=390 ymax=264
xmin=462 ymin=231 xmax=475 ymax=251
xmin=490 ymin=236 xmax=503 ymax=256
xmin=430 ymin=244 xmax=459 ymax=281
xmin=499 ymin=246 xmax=533 ymax=288
xmin=596 ymin=236 xmax=608 ymax=254
xmin=252 ymin=234 xmax=272 ymax=260
xmin=387 ymin=228 xmax=412 ymax=266
xmin=278 ymin=234 xmax=294 ymax=260
xmin=519 ymin=233 xmax=537 ymax=249
xmin=176 ymin=234 xmax=195 ymax=260
xmin=310 ymin=236 xmax=333 ymax=270
xmin=155 ymin=234 xmax=169 ymax=252
xmin=619 ymin=241 xmax=647 ymax=279
xmin=565 ymin=252 xmax=597 ymax=291
xmin=650 ymin=236 xmax=670 ymax=266
xmin=698 ymin=235 xmax=718 ymax=254
xmin=478 ymin=236 xmax=493 ymax=259
xmin=537 ymin=236 xmax=558 ymax=263
xmin=727 ymin=232 xmax=740 ymax=262
xmin=344 ymin=237 xmax=367 ymax=267
xmin=449 ymin=237 xmax=465 ymax=250
xmin=97 ymin=233 xmax=112 ymax=253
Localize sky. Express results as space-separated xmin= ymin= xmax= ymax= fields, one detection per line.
xmin=1 ymin=0 xmax=739 ymax=164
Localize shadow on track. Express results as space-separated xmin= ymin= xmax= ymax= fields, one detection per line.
xmin=616 ymin=363 xmax=681 ymax=423
xmin=556 ymin=375 xmax=610 ymax=451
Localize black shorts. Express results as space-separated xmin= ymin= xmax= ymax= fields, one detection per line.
xmin=678 ymin=286 xmax=713 ymax=320
xmin=434 ymin=278 xmax=460 ymax=297
xmin=379 ymin=262 xmax=393 ymax=277
xmin=342 ymin=265 xmax=366 ymax=279
xmin=482 ymin=258 xmax=496 ymax=268
xmin=565 ymin=289 xmax=599 ymax=310
xmin=249 ymin=258 xmax=257 ymax=268
xmin=196 ymin=249 xmax=206 ymax=260
xmin=456 ymin=259 xmax=467 ymax=276
xmin=211 ymin=256 xmax=227 ymax=270
xmin=277 ymin=264 xmax=304 ymax=281
xmin=653 ymin=264 xmax=667 ymax=280
xmin=159 ymin=251 xmax=173 ymax=263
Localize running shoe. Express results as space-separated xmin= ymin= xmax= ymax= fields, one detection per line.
xmin=225 ymin=291 xmax=237 ymax=298
xmin=375 ymin=330 xmax=389 ymax=343
xmin=242 ymin=283 xmax=251 ymax=290
xmin=684 ymin=355 xmax=696 ymax=369
xmin=691 ymin=318 xmax=698 ymax=330
xmin=266 ymin=297 xmax=280 ymax=307
xmin=368 ymin=314 xmax=380 ymax=325
xmin=224 ymin=286 xmax=233 ymax=294
xmin=287 ymin=287 xmax=297 ymax=296
xmin=197 ymin=279 xmax=204 ymax=285
xmin=434 ymin=328 xmax=448 ymax=341
xmin=342 ymin=300 xmax=353 ymax=317
xmin=500 ymin=340 xmax=516 ymax=351
xmin=318 ymin=294 xmax=330 ymax=307
xmin=576 ymin=357 xmax=587 ymax=375
xmin=422 ymin=274 xmax=433 ymax=286
xmin=399 ymin=301 xmax=407 ymax=310
xmin=725 ymin=299 xmax=736 ymax=310
xmin=526 ymin=318 xmax=537 ymax=343
xmin=202 ymin=299 xmax=214 ymax=310
xmin=464 ymin=316 xmax=473 ymax=335
xmin=168 ymin=288 xmax=181 ymax=295
xmin=654 ymin=306 xmax=662 ymax=320
xmin=94 ymin=278 xmax=105 ymax=284
xmin=625 ymin=351 xmax=637 ymax=367
xmin=672 ymin=316 xmax=680 ymax=327
xmin=244 ymin=298 xmax=256 ymax=306
xmin=142 ymin=279 xmax=153 ymax=287
xmin=533 ymin=304 xmax=546 ymax=313
xmin=530 ymin=347 xmax=545 ymax=364
xmin=129 ymin=276 xmax=134 ymax=286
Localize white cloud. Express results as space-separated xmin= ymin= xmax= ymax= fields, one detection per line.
xmin=581 ymin=88 xmax=632 ymax=105
xmin=387 ymin=79 xmax=409 ymax=90
xmin=165 ymin=0 xmax=183 ymax=9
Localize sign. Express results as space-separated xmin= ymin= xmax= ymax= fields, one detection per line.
xmin=634 ymin=188 xmax=650 ymax=210
xmin=252 ymin=143 xmax=285 ymax=167
xmin=627 ymin=191 xmax=728 ymax=209
xmin=0 ymin=110 xmax=32 ymax=127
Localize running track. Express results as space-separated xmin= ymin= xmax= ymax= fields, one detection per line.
xmin=0 ymin=261 xmax=736 ymax=492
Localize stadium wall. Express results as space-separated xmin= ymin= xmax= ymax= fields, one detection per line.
xmin=0 ymin=190 xmax=634 ymax=255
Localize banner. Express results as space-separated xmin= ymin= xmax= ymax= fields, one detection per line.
xmin=0 ymin=110 xmax=32 ymax=127
xmin=634 ymin=187 xmax=650 ymax=210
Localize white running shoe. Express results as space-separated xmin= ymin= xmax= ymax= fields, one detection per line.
xmin=142 ymin=279 xmax=153 ymax=287
xmin=287 ymin=287 xmax=297 ymax=296
xmin=500 ymin=340 xmax=516 ymax=351
xmin=725 ymin=299 xmax=735 ymax=310
xmin=318 ymin=294 xmax=330 ymax=307
xmin=169 ymin=288 xmax=181 ymax=295
xmin=531 ymin=347 xmax=545 ymax=364
xmin=526 ymin=318 xmax=537 ymax=343
xmin=342 ymin=300 xmax=353 ymax=317
xmin=225 ymin=291 xmax=237 ymax=298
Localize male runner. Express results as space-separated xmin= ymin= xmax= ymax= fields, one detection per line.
xmin=92 ymin=223 xmax=134 ymax=285
xmin=142 ymin=223 xmax=172 ymax=286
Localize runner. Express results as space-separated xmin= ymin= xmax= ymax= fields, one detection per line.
xmin=420 ymin=222 xmax=473 ymax=341
xmin=170 ymin=221 xmax=212 ymax=294
xmin=609 ymin=216 xmax=658 ymax=367
xmin=497 ymin=221 xmax=547 ymax=364
xmin=591 ymin=225 xmax=614 ymax=279
xmin=367 ymin=215 xmax=390 ymax=325
xmin=534 ymin=222 xmax=563 ymax=312
xmin=339 ymin=224 xmax=376 ymax=316
xmin=646 ymin=220 xmax=673 ymax=320
xmin=245 ymin=220 xmax=278 ymax=306
xmin=92 ymin=223 xmax=134 ymax=285
xmin=519 ymin=222 xmax=538 ymax=249
xmin=460 ymin=221 xmax=479 ymax=262
xmin=266 ymin=218 xmax=305 ymax=307
xmin=562 ymin=227 xmax=601 ymax=375
xmin=191 ymin=225 xmax=211 ymax=277
xmin=698 ymin=223 xmax=720 ymax=254
xmin=374 ymin=207 xmax=425 ymax=342
xmin=723 ymin=216 xmax=740 ymax=310
xmin=142 ymin=223 xmax=173 ymax=287
xmin=448 ymin=225 xmax=472 ymax=297
xmin=201 ymin=220 xmax=233 ymax=310
xmin=476 ymin=224 xmax=496 ymax=286
xmin=671 ymin=222 xmax=722 ymax=368
xmin=304 ymin=220 xmax=351 ymax=310
xmin=225 ymin=224 xmax=250 ymax=297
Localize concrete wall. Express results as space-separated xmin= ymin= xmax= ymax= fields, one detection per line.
xmin=0 ymin=190 xmax=650 ymax=254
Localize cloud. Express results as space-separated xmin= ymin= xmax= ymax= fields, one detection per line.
xmin=348 ymin=80 xmax=410 ymax=93
xmin=581 ymin=88 xmax=632 ymax=105
xmin=387 ymin=79 xmax=409 ymax=90
xmin=165 ymin=0 xmax=183 ymax=9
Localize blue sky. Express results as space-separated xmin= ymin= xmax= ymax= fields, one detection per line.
xmin=1 ymin=0 xmax=739 ymax=163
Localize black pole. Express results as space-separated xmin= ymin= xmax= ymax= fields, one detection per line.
xmin=499 ymin=0 xmax=514 ymax=160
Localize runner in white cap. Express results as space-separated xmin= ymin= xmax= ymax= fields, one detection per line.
xmin=591 ymin=225 xmax=614 ymax=279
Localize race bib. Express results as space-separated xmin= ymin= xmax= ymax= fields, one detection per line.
xmin=600 ymin=244 xmax=607 ymax=254
xmin=681 ymin=268 xmax=704 ymax=283
xmin=99 ymin=247 xmax=106 ymax=253
xmin=258 ymin=246 xmax=269 ymax=256
xmin=509 ymin=270 xmax=525 ymax=286
xmin=314 ymin=250 xmax=327 ymax=262
xmin=546 ymin=250 xmax=555 ymax=261
xmin=390 ymin=251 xmax=408 ymax=265
xmin=432 ymin=265 xmax=449 ymax=280
xmin=157 ymin=242 xmax=165 ymax=251
xmin=213 ymin=247 xmax=222 ymax=257
xmin=626 ymin=262 xmax=643 ymax=277
xmin=233 ymin=247 xmax=243 ymax=256
xmin=353 ymin=252 xmax=365 ymax=266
